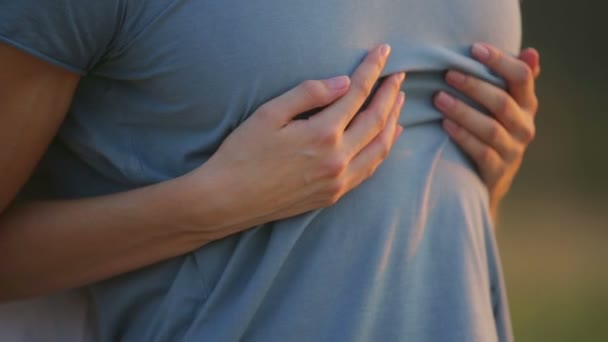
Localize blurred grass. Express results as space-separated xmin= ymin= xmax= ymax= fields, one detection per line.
xmin=500 ymin=197 xmax=608 ymax=341
xmin=498 ymin=1 xmax=608 ymax=340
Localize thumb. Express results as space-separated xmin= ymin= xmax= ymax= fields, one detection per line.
xmin=258 ymin=76 xmax=351 ymax=127
xmin=519 ymin=48 xmax=541 ymax=79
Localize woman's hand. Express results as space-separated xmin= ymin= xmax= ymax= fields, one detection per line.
xmin=191 ymin=44 xmax=406 ymax=237
xmin=433 ymin=43 xmax=541 ymax=220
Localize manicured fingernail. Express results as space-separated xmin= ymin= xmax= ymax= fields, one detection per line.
xmin=380 ymin=44 xmax=391 ymax=58
xmin=472 ymin=43 xmax=491 ymax=61
xmin=446 ymin=70 xmax=466 ymax=86
xmin=397 ymin=125 xmax=404 ymax=136
xmin=326 ymin=75 xmax=350 ymax=90
xmin=396 ymin=72 xmax=406 ymax=83
xmin=443 ymin=119 xmax=460 ymax=135
xmin=435 ymin=92 xmax=455 ymax=110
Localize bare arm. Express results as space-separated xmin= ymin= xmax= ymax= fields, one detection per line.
xmin=0 ymin=43 xmax=406 ymax=301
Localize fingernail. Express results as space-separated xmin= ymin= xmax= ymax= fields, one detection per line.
xmin=397 ymin=72 xmax=406 ymax=83
xmin=435 ymin=92 xmax=455 ymax=110
xmin=380 ymin=44 xmax=391 ymax=58
xmin=325 ymin=75 xmax=350 ymax=90
xmin=472 ymin=43 xmax=491 ymax=62
xmin=443 ymin=119 xmax=460 ymax=135
xmin=397 ymin=125 xmax=404 ymax=136
xmin=446 ymin=70 xmax=466 ymax=86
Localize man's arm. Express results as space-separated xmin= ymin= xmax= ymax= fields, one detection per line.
xmin=0 ymin=43 xmax=406 ymax=301
xmin=0 ymin=43 xmax=221 ymax=300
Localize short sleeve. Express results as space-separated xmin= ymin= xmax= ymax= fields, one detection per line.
xmin=0 ymin=0 xmax=125 ymax=74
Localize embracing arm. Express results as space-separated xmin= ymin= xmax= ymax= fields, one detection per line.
xmin=0 ymin=43 xmax=405 ymax=301
xmin=0 ymin=43 xmax=222 ymax=301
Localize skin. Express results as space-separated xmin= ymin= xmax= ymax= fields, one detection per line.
xmin=0 ymin=40 xmax=540 ymax=301
xmin=434 ymin=43 xmax=541 ymax=221
xmin=0 ymin=43 xmax=404 ymax=301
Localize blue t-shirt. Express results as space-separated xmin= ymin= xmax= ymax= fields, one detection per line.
xmin=1 ymin=0 xmax=520 ymax=341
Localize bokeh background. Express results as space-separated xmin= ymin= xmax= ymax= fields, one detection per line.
xmin=499 ymin=1 xmax=607 ymax=341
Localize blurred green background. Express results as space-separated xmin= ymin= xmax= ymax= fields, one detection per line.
xmin=499 ymin=1 xmax=608 ymax=341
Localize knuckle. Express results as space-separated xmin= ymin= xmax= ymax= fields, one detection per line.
xmin=496 ymin=165 xmax=508 ymax=179
xmin=353 ymin=77 xmax=375 ymax=98
xmin=317 ymin=127 xmax=341 ymax=146
xmin=498 ymin=95 xmax=512 ymax=119
xmin=370 ymin=110 xmax=387 ymax=132
xmin=321 ymin=155 xmax=348 ymax=178
xmin=478 ymin=147 xmax=494 ymax=167
xmin=301 ymin=80 xmax=327 ymax=102
xmin=522 ymin=123 xmax=536 ymax=143
xmin=488 ymin=122 xmax=502 ymax=146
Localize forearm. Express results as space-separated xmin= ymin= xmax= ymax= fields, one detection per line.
xmin=0 ymin=171 xmax=240 ymax=302
xmin=0 ymin=44 xmax=400 ymax=302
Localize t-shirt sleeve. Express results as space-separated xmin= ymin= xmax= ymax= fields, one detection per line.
xmin=0 ymin=0 xmax=124 ymax=74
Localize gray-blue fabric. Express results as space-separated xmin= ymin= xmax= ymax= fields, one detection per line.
xmin=0 ymin=0 xmax=520 ymax=341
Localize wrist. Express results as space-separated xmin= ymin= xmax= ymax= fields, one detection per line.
xmin=170 ymin=162 xmax=247 ymax=243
